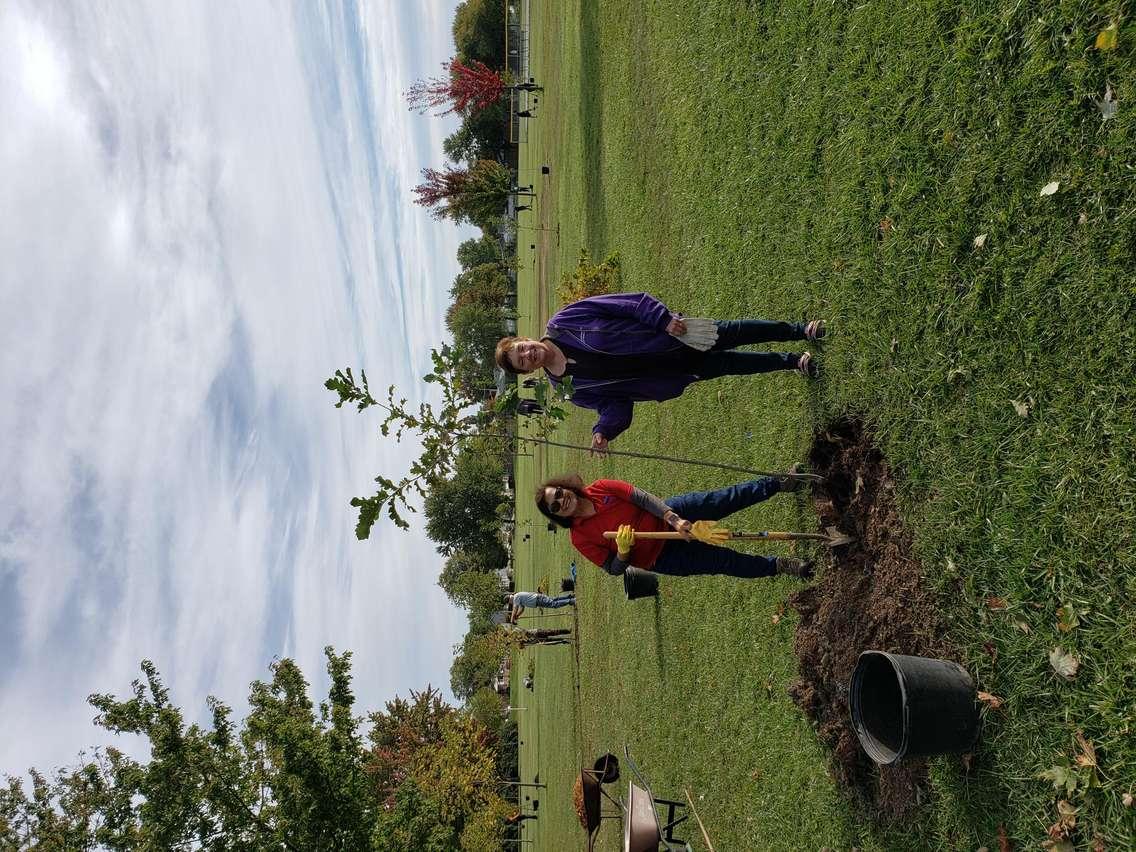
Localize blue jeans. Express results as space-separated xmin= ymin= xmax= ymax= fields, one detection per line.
xmin=531 ymin=593 xmax=575 ymax=608
xmin=696 ymin=320 xmax=805 ymax=378
xmin=651 ymin=477 xmax=782 ymax=578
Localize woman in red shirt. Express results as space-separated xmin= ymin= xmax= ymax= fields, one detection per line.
xmin=534 ymin=473 xmax=813 ymax=579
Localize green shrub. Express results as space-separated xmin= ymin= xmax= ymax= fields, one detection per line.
xmin=556 ymin=249 xmax=620 ymax=305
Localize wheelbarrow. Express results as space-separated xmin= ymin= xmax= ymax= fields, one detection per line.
xmin=622 ymin=745 xmax=693 ymax=852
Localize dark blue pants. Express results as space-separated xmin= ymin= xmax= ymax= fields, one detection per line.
xmin=696 ymin=320 xmax=806 ymax=378
xmin=651 ymin=477 xmax=782 ymax=578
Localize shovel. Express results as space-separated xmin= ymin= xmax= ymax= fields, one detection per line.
xmin=603 ymin=521 xmax=854 ymax=548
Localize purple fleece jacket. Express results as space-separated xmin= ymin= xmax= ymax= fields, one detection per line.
xmin=543 ymin=292 xmax=697 ymax=441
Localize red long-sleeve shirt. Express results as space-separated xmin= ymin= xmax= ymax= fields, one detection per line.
xmin=569 ymin=479 xmax=668 ymax=569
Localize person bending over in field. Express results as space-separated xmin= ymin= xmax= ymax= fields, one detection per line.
xmin=534 ymin=472 xmax=813 ymax=580
xmin=495 ymin=291 xmax=825 ymax=455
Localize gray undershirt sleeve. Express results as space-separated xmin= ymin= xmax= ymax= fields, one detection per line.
xmin=629 ymin=486 xmax=672 ymax=520
xmin=600 ymin=487 xmax=673 ymax=574
xmin=601 ymin=552 xmax=630 ymax=576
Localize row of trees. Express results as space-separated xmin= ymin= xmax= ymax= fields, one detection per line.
xmin=408 ymin=1 xmax=533 ymax=705
xmin=0 ymin=652 xmax=521 ymax=850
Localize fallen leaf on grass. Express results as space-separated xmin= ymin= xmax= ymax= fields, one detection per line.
xmin=1095 ymin=83 xmax=1118 ymax=121
xmin=1123 ymin=792 xmax=1133 ymax=807
xmin=983 ymin=641 xmax=998 ymax=662
xmin=1012 ymin=399 xmax=1031 ymax=417
xmin=1092 ymin=836 xmax=1107 ymax=852
xmin=997 ymin=824 xmax=1012 ymax=852
xmin=1095 ymin=22 xmax=1119 ymax=50
xmin=987 ymin=596 xmax=1008 ymax=611
xmin=974 ymin=233 xmax=988 ymax=249
xmin=879 ymin=216 xmax=893 ymax=235
xmin=771 ymin=602 xmax=785 ymax=625
xmin=1075 ymin=732 xmax=1098 ymax=768
xmin=1015 ymin=620 xmax=1032 ymax=634
xmin=1050 ymin=646 xmax=1081 ymax=680
xmin=1049 ymin=800 xmax=1078 ymax=838
xmin=1056 ymin=604 xmax=1080 ymax=633
xmin=1078 ymin=211 xmax=1089 ymax=225
xmin=978 ymin=690 xmax=1005 ymax=710
xmin=1041 ymin=841 xmax=1074 ymax=852
xmin=1039 ymin=764 xmax=1079 ymax=795
xmin=1039 ymin=181 xmax=1061 ymax=197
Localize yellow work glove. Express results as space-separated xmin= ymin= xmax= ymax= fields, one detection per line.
xmin=615 ymin=524 xmax=635 ymax=558
xmin=691 ymin=521 xmax=731 ymax=546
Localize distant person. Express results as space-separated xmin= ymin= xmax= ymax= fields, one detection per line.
xmin=534 ymin=472 xmax=813 ymax=580
xmin=495 ymin=292 xmax=824 ymax=454
xmin=506 ymin=591 xmax=575 ymax=623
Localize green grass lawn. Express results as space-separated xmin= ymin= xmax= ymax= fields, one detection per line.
xmin=510 ymin=0 xmax=1135 ymax=848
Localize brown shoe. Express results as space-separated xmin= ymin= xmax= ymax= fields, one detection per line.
xmin=775 ymin=557 xmax=814 ymax=579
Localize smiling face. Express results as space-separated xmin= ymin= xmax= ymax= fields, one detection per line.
xmin=507 ymin=338 xmax=545 ymax=373
xmin=542 ymin=485 xmax=578 ymax=517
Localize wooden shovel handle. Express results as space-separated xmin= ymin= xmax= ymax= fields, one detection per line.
xmin=601 ymin=530 xmax=833 ymax=541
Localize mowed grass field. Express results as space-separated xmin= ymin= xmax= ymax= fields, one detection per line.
xmin=508 ymin=0 xmax=1135 ymax=849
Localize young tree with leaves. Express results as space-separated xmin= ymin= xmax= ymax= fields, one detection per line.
xmin=405 ymin=59 xmax=506 ymax=116
xmin=413 ymin=160 xmax=513 ymax=227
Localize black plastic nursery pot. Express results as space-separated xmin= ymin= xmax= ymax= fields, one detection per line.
xmin=849 ymin=650 xmax=980 ymax=765
xmin=623 ymin=566 xmax=658 ymax=600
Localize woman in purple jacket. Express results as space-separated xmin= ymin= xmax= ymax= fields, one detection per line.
xmin=494 ymin=292 xmax=824 ymax=453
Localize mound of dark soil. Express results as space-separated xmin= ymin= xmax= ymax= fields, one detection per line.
xmin=788 ymin=418 xmax=953 ymax=822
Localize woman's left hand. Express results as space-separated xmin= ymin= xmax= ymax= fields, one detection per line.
xmin=666 ymin=317 xmax=688 ymax=336
xmin=665 ymin=511 xmax=693 ymax=540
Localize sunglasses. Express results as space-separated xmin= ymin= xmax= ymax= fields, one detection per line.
xmin=548 ymin=487 xmax=569 ymax=514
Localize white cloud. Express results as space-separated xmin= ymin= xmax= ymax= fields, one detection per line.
xmin=0 ymin=0 xmax=474 ymax=775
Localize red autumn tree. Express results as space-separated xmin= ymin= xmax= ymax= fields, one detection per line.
xmin=413 ymin=165 xmax=471 ymax=211
xmin=406 ymin=59 xmax=506 ymax=116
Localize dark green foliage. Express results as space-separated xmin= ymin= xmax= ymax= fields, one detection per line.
xmin=442 ymin=101 xmax=509 ymax=164
xmin=456 ymin=234 xmax=508 ymax=271
xmin=1 ymin=655 xmax=511 ymax=849
xmin=452 ymin=0 xmax=505 ymax=66
xmin=424 ymin=441 xmax=507 ymax=563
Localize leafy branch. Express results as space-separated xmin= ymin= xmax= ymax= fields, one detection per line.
xmin=326 ymin=347 xmax=572 ymax=539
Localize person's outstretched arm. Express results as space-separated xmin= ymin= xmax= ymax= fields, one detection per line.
xmin=592 ymin=399 xmax=634 ymax=449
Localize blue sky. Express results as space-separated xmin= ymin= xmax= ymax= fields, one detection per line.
xmin=0 ymin=0 xmax=474 ymax=774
